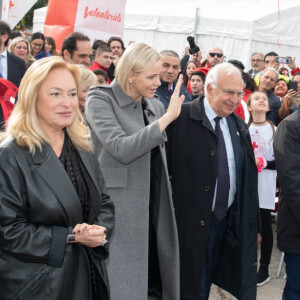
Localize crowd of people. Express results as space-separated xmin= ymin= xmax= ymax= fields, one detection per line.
xmin=0 ymin=18 xmax=300 ymax=300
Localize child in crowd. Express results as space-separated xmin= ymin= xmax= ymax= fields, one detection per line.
xmin=247 ymin=91 xmax=277 ymax=286
xmin=93 ymin=69 xmax=108 ymax=86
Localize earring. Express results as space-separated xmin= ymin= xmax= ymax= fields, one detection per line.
xmin=129 ymin=81 xmax=132 ymax=84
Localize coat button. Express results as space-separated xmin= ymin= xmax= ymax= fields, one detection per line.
xmin=200 ymin=220 xmax=205 ymax=226
xmin=204 ymin=186 xmax=210 ymax=192
xmin=250 ymin=192 xmax=254 ymax=196
xmin=210 ymin=150 xmax=216 ymax=156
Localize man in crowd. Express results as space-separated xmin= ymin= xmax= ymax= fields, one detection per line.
xmin=156 ymin=50 xmax=191 ymax=109
xmin=247 ymin=52 xmax=264 ymax=78
xmin=166 ymin=63 xmax=259 ymax=300
xmin=89 ymin=44 xmax=113 ymax=83
xmin=180 ymin=46 xmax=202 ymax=70
xmin=203 ymin=47 xmax=224 ymax=70
xmin=264 ymin=51 xmax=279 ymax=69
xmin=107 ymin=36 xmax=125 ymax=81
xmin=0 ymin=20 xmax=26 ymax=130
xmin=257 ymin=67 xmax=281 ymax=125
xmin=274 ymin=109 xmax=300 ymax=300
xmin=61 ymin=32 xmax=92 ymax=67
xmin=190 ymin=70 xmax=206 ymax=99
xmin=0 ymin=20 xmax=26 ymax=87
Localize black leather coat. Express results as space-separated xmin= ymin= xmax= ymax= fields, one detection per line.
xmin=0 ymin=138 xmax=114 ymax=300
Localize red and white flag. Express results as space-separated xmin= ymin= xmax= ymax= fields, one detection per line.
xmin=44 ymin=0 xmax=127 ymax=50
xmin=2 ymin=0 xmax=38 ymax=29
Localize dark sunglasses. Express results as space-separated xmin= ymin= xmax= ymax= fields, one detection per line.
xmin=209 ymin=52 xmax=223 ymax=58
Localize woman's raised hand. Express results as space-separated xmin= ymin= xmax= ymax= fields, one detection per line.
xmin=158 ymin=75 xmax=185 ymax=132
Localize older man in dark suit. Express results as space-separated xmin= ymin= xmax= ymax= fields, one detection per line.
xmin=167 ymin=63 xmax=260 ymax=300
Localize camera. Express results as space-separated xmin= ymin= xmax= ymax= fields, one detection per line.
xmin=276 ymin=56 xmax=291 ymax=64
xmin=187 ymin=36 xmax=200 ymax=55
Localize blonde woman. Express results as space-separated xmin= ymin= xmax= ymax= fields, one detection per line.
xmin=86 ymin=42 xmax=184 ymax=300
xmin=0 ymin=57 xmax=114 ymax=300
xmin=8 ymin=36 xmax=35 ymax=68
xmin=76 ymin=64 xmax=97 ymax=112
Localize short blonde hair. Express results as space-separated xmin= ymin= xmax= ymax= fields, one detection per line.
xmin=115 ymin=43 xmax=160 ymax=96
xmin=4 ymin=56 xmax=92 ymax=153
xmin=8 ymin=37 xmax=35 ymax=65
xmin=76 ymin=64 xmax=97 ymax=90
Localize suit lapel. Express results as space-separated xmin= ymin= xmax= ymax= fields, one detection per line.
xmin=227 ymin=115 xmax=242 ymax=170
xmin=32 ymin=144 xmax=82 ymax=227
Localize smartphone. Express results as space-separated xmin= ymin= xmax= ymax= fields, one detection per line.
xmin=276 ymin=56 xmax=291 ymax=64
xmin=289 ymin=80 xmax=298 ymax=92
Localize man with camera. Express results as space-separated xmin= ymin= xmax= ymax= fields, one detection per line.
xmin=180 ymin=36 xmax=202 ymax=70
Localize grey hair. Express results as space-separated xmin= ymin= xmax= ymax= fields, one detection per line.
xmin=160 ymin=50 xmax=180 ymax=59
xmin=251 ymin=52 xmax=264 ymax=59
xmin=260 ymin=67 xmax=279 ymax=81
xmin=204 ymin=62 xmax=243 ymax=93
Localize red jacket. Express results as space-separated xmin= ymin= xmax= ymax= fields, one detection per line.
xmin=0 ymin=79 xmax=18 ymax=128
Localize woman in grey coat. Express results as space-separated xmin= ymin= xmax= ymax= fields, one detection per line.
xmin=85 ymin=43 xmax=184 ymax=300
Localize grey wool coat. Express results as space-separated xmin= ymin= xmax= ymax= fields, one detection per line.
xmin=85 ymin=81 xmax=180 ymax=300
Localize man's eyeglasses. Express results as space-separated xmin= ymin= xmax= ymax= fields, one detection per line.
xmin=218 ymin=87 xmax=245 ymax=98
xmin=32 ymin=43 xmax=43 ymax=48
xmin=251 ymin=59 xmax=262 ymax=63
xmin=209 ymin=52 xmax=223 ymax=58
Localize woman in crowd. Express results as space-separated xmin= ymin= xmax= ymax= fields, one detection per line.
xmin=247 ymin=91 xmax=277 ymax=287
xmin=45 ymin=36 xmax=60 ymax=56
xmin=77 ymin=65 xmax=98 ymax=113
xmin=30 ymin=32 xmax=51 ymax=60
xmin=278 ymin=66 xmax=290 ymax=78
xmin=182 ymin=60 xmax=198 ymax=92
xmin=0 ymin=57 xmax=114 ymax=300
xmin=274 ymin=78 xmax=298 ymax=121
xmin=8 ymin=36 xmax=35 ymax=68
xmin=85 ymin=42 xmax=183 ymax=300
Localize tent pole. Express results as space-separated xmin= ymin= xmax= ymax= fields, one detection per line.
xmin=193 ymin=7 xmax=200 ymax=37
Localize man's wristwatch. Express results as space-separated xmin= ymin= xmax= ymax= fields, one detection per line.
xmin=67 ymin=234 xmax=76 ymax=244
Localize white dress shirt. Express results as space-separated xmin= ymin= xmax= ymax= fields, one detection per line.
xmin=203 ymin=97 xmax=237 ymax=210
xmin=0 ymin=49 xmax=8 ymax=79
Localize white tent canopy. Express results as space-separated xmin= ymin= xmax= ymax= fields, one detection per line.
xmin=33 ymin=0 xmax=300 ymax=70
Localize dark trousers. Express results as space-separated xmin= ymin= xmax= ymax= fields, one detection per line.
xmin=260 ymin=208 xmax=273 ymax=266
xmin=199 ymin=214 xmax=227 ymax=300
xmin=283 ymin=253 xmax=300 ymax=300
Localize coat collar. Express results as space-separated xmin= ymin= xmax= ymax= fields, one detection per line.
xmin=111 ymin=80 xmax=136 ymax=108
xmin=31 ymin=142 xmax=83 ymax=227
xmin=111 ymin=80 xmax=159 ymax=118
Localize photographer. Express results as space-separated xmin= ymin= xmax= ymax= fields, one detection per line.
xmin=180 ymin=36 xmax=202 ymax=70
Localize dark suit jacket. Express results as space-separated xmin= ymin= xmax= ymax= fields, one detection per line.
xmin=7 ymin=52 xmax=26 ymax=88
xmin=0 ymin=138 xmax=114 ymax=300
xmin=166 ymin=96 xmax=259 ymax=300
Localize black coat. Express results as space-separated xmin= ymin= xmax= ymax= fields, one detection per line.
xmin=274 ymin=110 xmax=300 ymax=254
xmin=166 ymin=96 xmax=259 ymax=300
xmin=7 ymin=52 xmax=26 ymax=88
xmin=0 ymin=138 xmax=114 ymax=300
